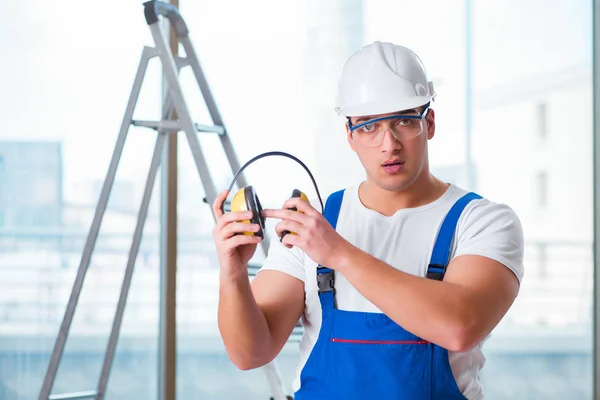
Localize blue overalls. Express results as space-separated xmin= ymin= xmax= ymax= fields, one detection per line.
xmin=294 ymin=189 xmax=482 ymax=399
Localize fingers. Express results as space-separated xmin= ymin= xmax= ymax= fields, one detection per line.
xmin=280 ymin=230 xmax=299 ymax=248
xmin=261 ymin=197 xmax=318 ymax=220
xmin=213 ymin=209 xmax=259 ymax=238
xmin=214 ymin=214 xmax=261 ymax=253
xmin=220 ymin=234 xmax=262 ymax=253
xmin=275 ymin=220 xmax=303 ymax=239
xmin=277 ymin=220 xmax=303 ymax=249
xmin=211 ymin=190 xmax=262 ymax=259
xmin=215 ymin=210 xmax=253 ymax=231
xmin=220 ymin=221 xmax=261 ymax=240
xmin=212 ymin=190 xmax=229 ymax=218
xmin=282 ymin=197 xmax=319 ymax=216
xmin=261 ymin=208 xmax=309 ymax=223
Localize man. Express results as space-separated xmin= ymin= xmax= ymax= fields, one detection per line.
xmin=212 ymin=41 xmax=524 ymax=399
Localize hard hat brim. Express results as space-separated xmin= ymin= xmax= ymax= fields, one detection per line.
xmin=338 ymin=95 xmax=434 ymax=118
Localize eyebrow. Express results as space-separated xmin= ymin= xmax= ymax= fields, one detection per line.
xmin=354 ymin=109 xmax=420 ymax=124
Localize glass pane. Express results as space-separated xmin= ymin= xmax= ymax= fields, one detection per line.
xmin=472 ymin=1 xmax=593 ymax=398
xmin=0 ymin=2 xmax=162 ymax=399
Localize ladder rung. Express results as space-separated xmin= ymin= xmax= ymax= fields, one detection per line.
xmin=194 ymin=123 xmax=225 ymax=135
xmin=131 ymin=120 xmax=224 ymax=135
xmin=49 ymin=390 xmax=98 ymax=400
xmin=131 ymin=119 xmax=180 ymax=131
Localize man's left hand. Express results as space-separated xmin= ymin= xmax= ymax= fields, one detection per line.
xmin=261 ymin=197 xmax=351 ymax=267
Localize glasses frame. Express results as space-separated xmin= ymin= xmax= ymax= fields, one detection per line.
xmin=347 ymin=106 xmax=430 ymax=133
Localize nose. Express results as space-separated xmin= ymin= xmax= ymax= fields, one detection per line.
xmin=380 ymin=128 xmax=402 ymax=152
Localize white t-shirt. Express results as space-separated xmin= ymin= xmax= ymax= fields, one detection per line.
xmin=258 ymin=183 xmax=525 ymax=400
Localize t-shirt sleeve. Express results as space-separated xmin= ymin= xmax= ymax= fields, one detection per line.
xmin=453 ymin=199 xmax=525 ymax=283
xmin=257 ymin=235 xmax=306 ymax=283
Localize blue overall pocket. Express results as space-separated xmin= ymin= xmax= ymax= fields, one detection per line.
xmin=328 ymin=310 xmax=433 ymax=399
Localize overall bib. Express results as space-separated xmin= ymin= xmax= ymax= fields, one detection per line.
xmin=294 ymin=189 xmax=482 ymax=400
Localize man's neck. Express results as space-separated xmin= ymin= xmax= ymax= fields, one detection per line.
xmin=359 ymin=173 xmax=449 ymax=216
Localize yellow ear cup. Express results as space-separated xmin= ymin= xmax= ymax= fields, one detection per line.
xmin=230 ymin=187 xmax=254 ymax=236
xmin=231 ymin=188 xmax=249 ymax=214
xmin=230 ymin=186 xmax=265 ymax=238
xmin=281 ymin=189 xmax=308 ymax=240
xmin=290 ymin=189 xmax=308 ymax=211
xmin=296 ymin=190 xmax=309 ymax=203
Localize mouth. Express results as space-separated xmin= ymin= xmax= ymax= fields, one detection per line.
xmin=381 ymin=160 xmax=404 ymax=173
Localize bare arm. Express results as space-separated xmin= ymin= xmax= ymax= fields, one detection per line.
xmin=218 ymin=268 xmax=305 ymax=370
xmin=336 ymin=250 xmax=519 ymax=352
xmin=212 ymin=189 xmax=305 ymax=370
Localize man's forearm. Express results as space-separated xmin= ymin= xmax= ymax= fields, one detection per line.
xmin=335 ymin=247 xmax=480 ymax=352
xmin=218 ymin=269 xmax=272 ymax=370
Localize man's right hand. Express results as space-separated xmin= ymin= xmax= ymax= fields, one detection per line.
xmin=212 ymin=190 xmax=262 ymax=276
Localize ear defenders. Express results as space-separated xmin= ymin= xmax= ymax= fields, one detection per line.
xmin=223 ymin=151 xmax=325 ymax=239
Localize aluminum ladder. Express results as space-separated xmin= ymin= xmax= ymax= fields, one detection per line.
xmin=38 ymin=1 xmax=291 ymax=399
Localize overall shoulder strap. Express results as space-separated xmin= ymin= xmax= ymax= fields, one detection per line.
xmin=322 ymin=189 xmax=345 ymax=229
xmin=316 ymin=189 xmax=345 ymax=310
xmin=427 ymin=192 xmax=482 ymax=281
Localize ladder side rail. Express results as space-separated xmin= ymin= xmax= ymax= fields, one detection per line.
xmin=38 ymin=45 xmax=157 ymax=400
xmin=147 ymin=21 xmax=219 ymax=211
xmin=96 ymin=131 xmax=168 ymax=400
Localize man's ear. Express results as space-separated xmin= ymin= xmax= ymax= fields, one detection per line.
xmin=346 ymin=122 xmax=357 ymax=152
xmin=426 ymin=108 xmax=436 ymax=140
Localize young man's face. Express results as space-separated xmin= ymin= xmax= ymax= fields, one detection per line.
xmin=346 ymin=106 xmax=435 ymax=193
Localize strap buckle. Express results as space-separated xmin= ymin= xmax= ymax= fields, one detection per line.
xmin=317 ymin=269 xmax=335 ymax=293
xmin=426 ymin=263 xmax=447 ymax=281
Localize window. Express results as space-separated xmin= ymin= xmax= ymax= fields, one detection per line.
xmin=0 ymin=2 xmax=162 ymax=399
xmin=471 ymin=2 xmax=591 ymax=398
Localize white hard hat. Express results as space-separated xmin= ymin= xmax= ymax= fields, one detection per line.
xmin=334 ymin=41 xmax=436 ymax=117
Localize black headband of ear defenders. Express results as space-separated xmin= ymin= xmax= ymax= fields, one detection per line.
xmin=223 ymin=150 xmax=325 ymax=214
